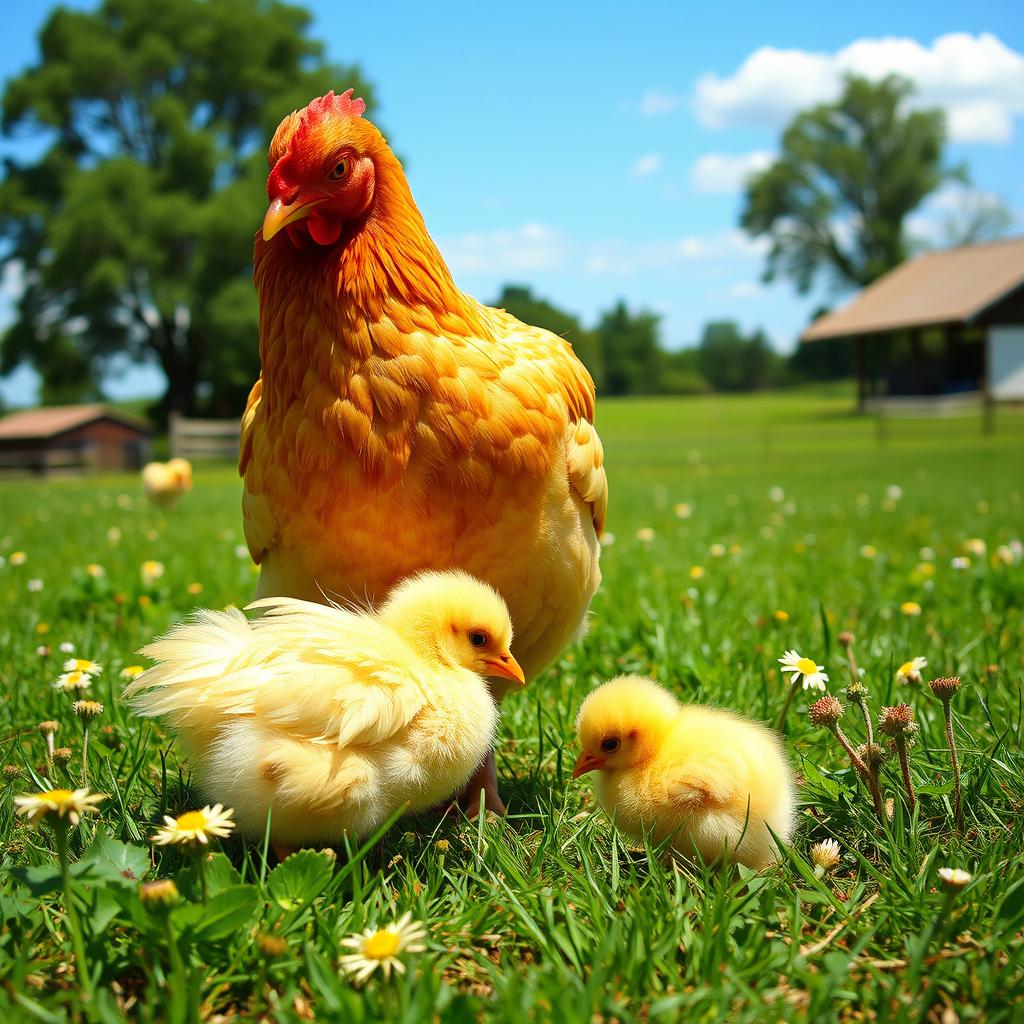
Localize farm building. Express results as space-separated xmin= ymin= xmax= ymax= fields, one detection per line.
xmin=801 ymin=236 xmax=1024 ymax=413
xmin=0 ymin=404 xmax=152 ymax=476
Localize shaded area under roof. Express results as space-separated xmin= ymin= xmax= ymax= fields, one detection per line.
xmin=802 ymin=236 xmax=1024 ymax=342
xmin=0 ymin=404 xmax=151 ymax=440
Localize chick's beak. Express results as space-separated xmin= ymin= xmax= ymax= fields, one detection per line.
xmin=482 ymin=651 xmax=527 ymax=686
xmin=572 ymin=751 xmax=606 ymax=779
xmin=261 ymin=196 xmax=325 ymax=241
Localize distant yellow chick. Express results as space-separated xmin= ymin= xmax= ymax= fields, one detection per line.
xmin=125 ymin=570 xmax=524 ymax=854
xmin=574 ymin=676 xmax=795 ymax=870
xmin=141 ymin=457 xmax=193 ymax=507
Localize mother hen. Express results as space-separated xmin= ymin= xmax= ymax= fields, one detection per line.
xmin=240 ymin=90 xmax=608 ymax=813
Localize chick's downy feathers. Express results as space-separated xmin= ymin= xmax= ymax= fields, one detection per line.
xmin=575 ymin=676 xmax=796 ymax=870
xmin=125 ymin=571 xmax=515 ymax=845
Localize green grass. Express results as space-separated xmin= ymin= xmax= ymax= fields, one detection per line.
xmin=1 ymin=391 xmax=1022 ymax=1022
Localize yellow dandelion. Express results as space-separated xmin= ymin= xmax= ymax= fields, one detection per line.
xmin=728 ymin=543 xmax=742 ymax=556
xmin=10 ymin=551 xmax=27 ymax=566
xmin=86 ymin=564 xmax=105 ymax=578
xmin=963 ymin=538 xmax=986 ymax=558
xmin=140 ymin=560 xmax=165 ymax=587
xmin=14 ymin=788 xmax=105 ymax=827
xmin=35 ymin=622 xmax=50 ymax=635
xmin=773 ymin=610 xmax=790 ymax=623
xmin=710 ymin=543 xmax=726 ymax=558
xmin=860 ymin=544 xmax=877 ymax=559
xmin=339 ymin=912 xmax=427 ymax=983
xmin=137 ymin=594 xmax=152 ymax=607
xmin=689 ymin=565 xmax=705 ymax=580
xmin=635 ymin=527 xmax=655 ymax=543
xmin=120 ymin=665 xmax=145 ymax=681
xmin=673 ymin=502 xmax=693 ymax=519
xmin=900 ymin=601 xmax=922 ymax=617
xmin=152 ymin=805 xmax=235 ymax=847
xmin=187 ymin=582 xmax=204 ymax=595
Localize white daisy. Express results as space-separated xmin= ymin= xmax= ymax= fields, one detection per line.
xmin=937 ymin=867 xmax=972 ymax=891
xmin=63 ymin=658 xmax=102 ymax=676
xmin=339 ymin=912 xmax=427 ymax=983
xmin=15 ymin=788 xmax=105 ymax=827
xmin=810 ymin=838 xmax=841 ymax=874
xmin=152 ymin=805 xmax=235 ymax=847
xmin=778 ymin=650 xmax=828 ymax=692
xmin=54 ymin=670 xmax=92 ymax=693
xmin=895 ymin=656 xmax=927 ymax=684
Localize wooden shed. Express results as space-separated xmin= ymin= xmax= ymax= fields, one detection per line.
xmin=0 ymin=404 xmax=152 ymax=476
xmin=801 ymin=236 xmax=1024 ymax=414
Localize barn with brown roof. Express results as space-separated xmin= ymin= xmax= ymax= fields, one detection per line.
xmin=0 ymin=404 xmax=152 ymax=476
xmin=801 ymin=236 xmax=1024 ymax=415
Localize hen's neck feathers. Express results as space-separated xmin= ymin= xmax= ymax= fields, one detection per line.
xmin=254 ymin=148 xmax=490 ymax=393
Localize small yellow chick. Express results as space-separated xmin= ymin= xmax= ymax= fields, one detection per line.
xmin=574 ymin=676 xmax=795 ymax=870
xmin=141 ymin=457 xmax=193 ymax=507
xmin=125 ymin=570 xmax=524 ymax=854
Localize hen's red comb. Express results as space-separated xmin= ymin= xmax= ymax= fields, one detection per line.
xmin=304 ymin=89 xmax=366 ymax=124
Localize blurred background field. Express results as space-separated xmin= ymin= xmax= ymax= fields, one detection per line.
xmin=1 ymin=391 xmax=1022 ymax=1019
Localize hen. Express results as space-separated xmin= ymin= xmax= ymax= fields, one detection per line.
xmin=125 ymin=570 xmax=523 ymax=854
xmin=240 ymin=90 xmax=608 ymax=812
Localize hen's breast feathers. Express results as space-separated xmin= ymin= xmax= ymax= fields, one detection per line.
xmin=125 ymin=598 xmax=428 ymax=749
xmin=239 ymin=296 xmax=608 ymax=564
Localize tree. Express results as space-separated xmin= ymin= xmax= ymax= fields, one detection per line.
xmin=696 ymin=321 xmax=780 ymax=392
xmin=597 ymin=302 xmax=663 ymax=396
xmin=0 ymin=0 xmax=376 ymax=415
xmin=494 ymin=284 xmax=604 ymax=389
xmin=741 ymin=75 xmax=957 ymax=294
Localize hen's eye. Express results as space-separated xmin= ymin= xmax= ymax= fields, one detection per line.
xmin=600 ymin=737 xmax=620 ymax=753
xmin=469 ymin=631 xmax=488 ymax=648
xmin=329 ymin=160 xmax=348 ymax=180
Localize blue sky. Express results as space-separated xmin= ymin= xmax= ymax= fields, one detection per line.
xmin=2 ymin=0 xmax=1023 ymax=404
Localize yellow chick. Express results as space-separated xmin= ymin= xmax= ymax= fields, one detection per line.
xmin=125 ymin=570 xmax=524 ymax=855
xmin=141 ymin=457 xmax=193 ymax=507
xmin=573 ymin=676 xmax=795 ymax=870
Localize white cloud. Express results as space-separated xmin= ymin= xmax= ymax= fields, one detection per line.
xmin=639 ymin=90 xmax=681 ymax=117
xmin=631 ymin=153 xmax=663 ymax=178
xmin=689 ymin=150 xmax=773 ymax=194
xmin=726 ymin=281 xmax=766 ymax=299
xmin=693 ymin=32 xmax=1024 ymax=144
xmin=439 ymin=223 xmax=567 ymax=274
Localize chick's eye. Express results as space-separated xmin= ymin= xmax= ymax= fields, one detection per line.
xmin=469 ymin=631 xmax=488 ymax=648
xmin=329 ymin=160 xmax=348 ymax=180
xmin=600 ymin=737 xmax=620 ymax=753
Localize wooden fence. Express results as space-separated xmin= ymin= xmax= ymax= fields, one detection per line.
xmin=169 ymin=413 xmax=242 ymax=461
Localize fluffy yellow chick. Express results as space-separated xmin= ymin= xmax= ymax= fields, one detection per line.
xmin=141 ymin=457 xmax=193 ymax=507
xmin=574 ymin=676 xmax=795 ymax=870
xmin=125 ymin=570 xmax=524 ymax=854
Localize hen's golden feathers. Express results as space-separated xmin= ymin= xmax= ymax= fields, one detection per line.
xmin=125 ymin=571 xmax=515 ymax=844
xmin=240 ymin=92 xmax=606 ymax=695
xmin=574 ymin=676 xmax=796 ymax=870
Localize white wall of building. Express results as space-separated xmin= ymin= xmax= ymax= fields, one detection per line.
xmin=990 ymin=326 xmax=1024 ymax=400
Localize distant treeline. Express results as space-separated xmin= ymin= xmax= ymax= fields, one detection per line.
xmin=495 ymin=286 xmax=851 ymax=396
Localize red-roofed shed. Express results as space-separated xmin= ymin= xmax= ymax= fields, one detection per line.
xmin=0 ymin=405 xmax=152 ymax=476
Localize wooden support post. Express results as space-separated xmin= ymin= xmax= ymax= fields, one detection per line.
xmin=855 ymin=337 xmax=867 ymax=413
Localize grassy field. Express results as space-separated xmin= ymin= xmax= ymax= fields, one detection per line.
xmin=1 ymin=391 xmax=1022 ymax=1022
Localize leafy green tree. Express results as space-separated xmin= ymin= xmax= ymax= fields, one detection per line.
xmin=494 ymin=284 xmax=604 ymax=389
xmin=742 ymin=75 xmax=957 ymax=293
xmin=597 ymin=302 xmax=664 ymax=396
xmin=697 ymin=321 xmax=780 ymax=392
xmin=0 ymin=0 xmax=376 ymax=415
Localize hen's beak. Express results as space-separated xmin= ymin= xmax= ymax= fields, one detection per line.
xmin=572 ymin=751 xmax=606 ymax=779
xmin=262 ymin=197 xmax=325 ymax=241
xmin=483 ymin=651 xmax=527 ymax=686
